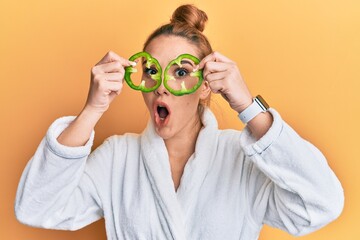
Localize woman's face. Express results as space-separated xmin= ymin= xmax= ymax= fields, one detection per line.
xmin=142 ymin=35 xmax=210 ymax=140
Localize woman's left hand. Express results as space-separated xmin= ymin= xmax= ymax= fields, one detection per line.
xmin=197 ymin=52 xmax=253 ymax=113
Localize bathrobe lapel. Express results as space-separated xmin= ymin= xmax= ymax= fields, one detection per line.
xmin=176 ymin=109 xmax=219 ymax=221
xmin=141 ymin=121 xmax=186 ymax=240
xmin=140 ymin=108 xmax=219 ymax=239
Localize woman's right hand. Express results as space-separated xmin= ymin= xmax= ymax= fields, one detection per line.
xmin=57 ymin=51 xmax=135 ymax=147
xmin=85 ymin=51 xmax=135 ymax=114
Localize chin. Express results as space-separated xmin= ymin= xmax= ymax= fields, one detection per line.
xmin=154 ymin=126 xmax=174 ymax=140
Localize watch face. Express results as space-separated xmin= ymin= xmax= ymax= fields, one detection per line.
xmin=256 ymin=95 xmax=270 ymax=110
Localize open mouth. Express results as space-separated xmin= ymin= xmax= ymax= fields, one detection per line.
xmin=154 ymin=102 xmax=171 ymax=126
xmin=157 ymin=105 xmax=169 ymax=120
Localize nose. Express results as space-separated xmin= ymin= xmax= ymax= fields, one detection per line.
xmin=155 ymin=79 xmax=169 ymax=96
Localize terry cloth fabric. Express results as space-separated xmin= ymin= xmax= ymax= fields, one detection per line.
xmin=15 ymin=108 xmax=344 ymax=239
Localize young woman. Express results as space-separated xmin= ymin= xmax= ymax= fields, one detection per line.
xmin=15 ymin=4 xmax=344 ymax=240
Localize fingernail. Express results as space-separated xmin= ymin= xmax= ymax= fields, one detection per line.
xmin=193 ymin=65 xmax=199 ymax=72
xmin=130 ymin=61 xmax=137 ymax=67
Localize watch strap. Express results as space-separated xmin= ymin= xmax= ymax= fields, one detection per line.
xmin=238 ymin=95 xmax=269 ymax=124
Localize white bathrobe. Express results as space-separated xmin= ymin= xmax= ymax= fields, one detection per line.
xmin=15 ymin=108 xmax=344 ymax=240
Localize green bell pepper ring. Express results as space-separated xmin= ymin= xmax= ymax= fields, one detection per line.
xmin=163 ymin=53 xmax=203 ymax=96
xmin=124 ymin=52 xmax=162 ymax=92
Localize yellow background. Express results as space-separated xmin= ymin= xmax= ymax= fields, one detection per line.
xmin=1 ymin=0 xmax=359 ymax=239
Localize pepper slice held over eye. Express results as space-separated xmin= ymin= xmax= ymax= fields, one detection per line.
xmin=124 ymin=52 xmax=162 ymax=92
xmin=163 ymin=54 xmax=203 ymax=96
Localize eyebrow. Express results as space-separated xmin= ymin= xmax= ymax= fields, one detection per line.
xmin=180 ymin=60 xmax=195 ymax=67
xmin=142 ymin=59 xmax=195 ymax=67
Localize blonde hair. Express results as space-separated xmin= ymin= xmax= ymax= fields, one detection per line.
xmin=143 ymin=4 xmax=213 ymax=117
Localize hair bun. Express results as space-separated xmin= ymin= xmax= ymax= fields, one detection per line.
xmin=170 ymin=4 xmax=208 ymax=32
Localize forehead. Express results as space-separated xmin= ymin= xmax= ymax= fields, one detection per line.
xmin=144 ymin=35 xmax=199 ymax=66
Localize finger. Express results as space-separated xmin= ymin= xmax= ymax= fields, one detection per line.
xmin=105 ymin=81 xmax=123 ymax=94
xmin=104 ymin=72 xmax=124 ymax=82
xmin=92 ymin=61 xmax=126 ymax=74
xmin=208 ymin=80 xmax=225 ymax=94
xmin=197 ymin=51 xmax=233 ymax=70
xmin=94 ymin=72 xmax=123 ymax=83
xmin=96 ymin=51 xmax=136 ymax=67
xmin=205 ymin=71 xmax=226 ymax=83
xmin=202 ymin=62 xmax=229 ymax=78
xmin=96 ymin=51 xmax=121 ymax=65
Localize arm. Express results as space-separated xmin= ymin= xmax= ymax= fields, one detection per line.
xmin=241 ymin=108 xmax=273 ymax=140
xmin=15 ymin=116 xmax=104 ymax=230
xmin=198 ymin=51 xmax=272 ymax=140
xmin=199 ymin=51 xmax=343 ymax=235
xmin=15 ymin=51 xmax=133 ymax=229
xmin=241 ymin=109 xmax=344 ymax=236
xmin=57 ymin=51 xmax=135 ymax=147
xmin=57 ymin=107 xmax=102 ymax=147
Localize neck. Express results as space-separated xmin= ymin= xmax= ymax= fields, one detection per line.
xmin=164 ymin=114 xmax=202 ymax=162
xmin=164 ymin=112 xmax=203 ymax=191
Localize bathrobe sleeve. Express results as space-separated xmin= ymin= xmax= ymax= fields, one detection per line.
xmin=240 ymin=109 xmax=344 ymax=236
xmin=15 ymin=116 xmax=106 ymax=230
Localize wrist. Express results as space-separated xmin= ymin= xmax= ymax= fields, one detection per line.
xmin=78 ymin=105 xmax=103 ymax=127
xmin=234 ymin=99 xmax=253 ymax=114
xmin=233 ymin=99 xmax=253 ymax=114
xmin=238 ymin=95 xmax=269 ymax=124
xmin=82 ymin=104 xmax=105 ymax=116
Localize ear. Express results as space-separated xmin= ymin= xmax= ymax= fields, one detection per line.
xmin=199 ymin=80 xmax=211 ymax=100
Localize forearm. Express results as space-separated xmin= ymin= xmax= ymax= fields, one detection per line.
xmin=236 ymin=99 xmax=273 ymax=140
xmin=57 ymin=106 xmax=102 ymax=147
xmin=246 ymin=111 xmax=273 ymax=140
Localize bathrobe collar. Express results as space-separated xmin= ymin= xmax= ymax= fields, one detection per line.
xmin=140 ymin=108 xmax=219 ymax=239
